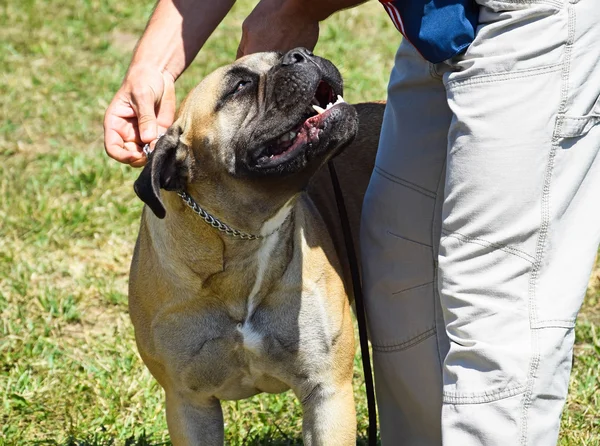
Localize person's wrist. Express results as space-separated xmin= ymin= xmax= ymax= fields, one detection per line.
xmin=124 ymin=63 xmax=165 ymax=82
xmin=119 ymin=64 xmax=176 ymax=103
xmin=282 ymin=0 xmax=332 ymax=22
xmin=250 ymin=0 xmax=321 ymax=26
xmin=161 ymin=67 xmax=176 ymax=85
xmin=126 ymin=45 xmax=182 ymax=81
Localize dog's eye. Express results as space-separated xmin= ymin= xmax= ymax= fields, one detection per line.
xmin=232 ymin=80 xmax=251 ymax=95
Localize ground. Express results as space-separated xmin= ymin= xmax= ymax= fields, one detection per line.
xmin=0 ymin=0 xmax=598 ymax=445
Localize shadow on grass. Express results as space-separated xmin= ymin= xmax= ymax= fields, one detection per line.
xmin=44 ymin=432 xmax=380 ymax=446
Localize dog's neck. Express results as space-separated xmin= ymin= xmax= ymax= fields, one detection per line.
xmin=170 ymin=184 xmax=297 ymax=238
xmin=150 ymin=187 xmax=298 ymax=265
xmin=143 ymin=189 xmax=300 ymax=316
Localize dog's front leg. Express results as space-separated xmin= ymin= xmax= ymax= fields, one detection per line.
xmin=299 ymin=382 xmax=357 ymax=446
xmin=166 ymin=393 xmax=224 ymax=446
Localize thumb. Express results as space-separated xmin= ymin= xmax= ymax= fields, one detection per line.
xmin=130 ymin=88 xmax=158 ymax=143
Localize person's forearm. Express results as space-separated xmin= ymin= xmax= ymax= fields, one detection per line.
xmin=129 ymin=0 xmax=236 ymax=81
xmin=237 ymin=0 xmax=367 ymax=57
xmin=284 ymin=0 xmax=367 ymax=21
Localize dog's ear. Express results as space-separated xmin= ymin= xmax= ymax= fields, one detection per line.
xmin=134 ymin=126 xmax=190 ymax=219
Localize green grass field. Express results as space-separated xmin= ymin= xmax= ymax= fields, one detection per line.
xmin=1 ymin=0 xmax=598 ymax=445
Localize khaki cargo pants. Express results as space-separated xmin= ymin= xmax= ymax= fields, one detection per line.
xmin=361 ymin=0 xmax=600 ymax=444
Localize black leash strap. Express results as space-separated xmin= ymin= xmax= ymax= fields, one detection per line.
xmin=327 ymin=160 xmax=378 ymax=446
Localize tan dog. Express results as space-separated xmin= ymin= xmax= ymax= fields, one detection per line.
xmin=129 ymin=48 xmax=384 ymax=445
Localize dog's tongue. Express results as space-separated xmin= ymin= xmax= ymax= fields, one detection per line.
xmin=263 ymin=129 xmax=297 ymax=158
xmin=258 ymin=93 xmax=346 ymax=162
xmin=273 ymin=139 xmax=294 ymax=154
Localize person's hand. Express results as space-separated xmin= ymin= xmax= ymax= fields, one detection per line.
xmin=236 ymin=0 xmax=320 ymax=58
xmin=104 ymin=66 xmax=176 ymax=167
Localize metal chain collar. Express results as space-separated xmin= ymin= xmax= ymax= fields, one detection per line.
xmin=177 ymin=190 xmax=263 ymax=240
xmin=178 ymin=190 xmax=288 ymax=241
xmin=144 ymin=135 xmax=284 ymax=240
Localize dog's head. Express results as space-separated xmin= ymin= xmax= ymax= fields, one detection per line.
xmin=134 ymin=49 xmax=359 ymax=219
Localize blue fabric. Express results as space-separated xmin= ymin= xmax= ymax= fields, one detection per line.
xmin=382 ymin=0 xmax=479 ymax=64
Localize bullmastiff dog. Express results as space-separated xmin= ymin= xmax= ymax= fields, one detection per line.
xmin=129 ymin=47 xmax=384 ymax=445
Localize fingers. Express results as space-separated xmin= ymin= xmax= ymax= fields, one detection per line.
xmin=104 ymin=109 xmax=146 ymax=166
xmin=130 ymin=87 xmax=158 ymax=144
xmin=129 ymin=157 xmax=148 ymax=168
xmin=104 ymin=129 xmax=146 ymax=166
xmin=104 ymin=68 xmax=174 ymax=167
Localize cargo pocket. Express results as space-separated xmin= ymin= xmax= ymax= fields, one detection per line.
xmin=556 ymin=94 xmax=600 ymax=138
xmin=554 ymin=0 xmax=600 ymax=139
xmin=533 ymin=84 xmax=600 ymax=329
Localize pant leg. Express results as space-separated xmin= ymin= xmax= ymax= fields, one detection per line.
xmin=439 ymin=0 xmax=600 ymax=444
xmin=360 ymin=39 xmax=451 ymax=446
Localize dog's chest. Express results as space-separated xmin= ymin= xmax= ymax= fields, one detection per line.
xmin=152 ymin=287 xmax=334 ymax=400
xmin=142 ymin=208 xmax=346 ymax=400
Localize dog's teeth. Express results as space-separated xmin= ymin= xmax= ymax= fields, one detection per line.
xmin=311 ymin=97 xmax=320 ymax=106
xmin=326 ymin=102 xmax=333 ymax=110
xmin=276 ymin=131 xmax=298 ymax=145
xmin=312 ymin=105 xmax=325 ymax=114
xmin=335 ymin=95 xmax=345 ymax=105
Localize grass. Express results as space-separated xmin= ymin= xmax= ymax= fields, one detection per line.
xmin=0 ymin=0 xmax=598 ymax=445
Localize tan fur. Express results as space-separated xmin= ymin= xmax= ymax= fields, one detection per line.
xmin=129 ymin=53 xmax=384 ymax=445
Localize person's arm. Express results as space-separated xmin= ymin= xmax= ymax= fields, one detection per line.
xmin=104 ymin=0 xmax=235 ymax=167
xmin=237 ymin=0 xmax=367 ymax=57
xmin=132 ymin=0 xmax=236 ymax=82
xmin=104 ymin=0 xmax=367 ymax=166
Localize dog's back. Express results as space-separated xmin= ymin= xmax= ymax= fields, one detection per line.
xmin=307 ymin=101 xmax=385 ymax=296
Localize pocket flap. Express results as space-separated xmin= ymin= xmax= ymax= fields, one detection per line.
xmin=558 ymin=114 xmax=600 ymax=138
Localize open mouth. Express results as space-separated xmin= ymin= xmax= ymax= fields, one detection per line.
xmin=253 ymin=80 xmax=346 ymax=167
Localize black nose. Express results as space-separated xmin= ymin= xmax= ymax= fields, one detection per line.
xmin=281 ymin=47 xmax=314 ymax=66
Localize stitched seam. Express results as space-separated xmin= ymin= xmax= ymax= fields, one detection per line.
xmin=536 ymin=319 xmax=575 ymax=323
xmin=433 ymin=159 xmax=447 ymax=368
xmin=444 ymin=383 xmax=527 ymax=405
xmin=392 ymin=281 xmax=434 ymax=296
xmin=563 ymin=114 xmax=600 ymax=120
xmin=492 ymin=0 xmax=563 ymax=6
xmin=446 ymin=64 xmax=561 ymax=90
xmin=387 ymin=230 xmax=433 ymax=248
xmin=441 ymin=231 xmax=536 ymax=264
xmin=552 ymin=8 xmax=576 ymax=141
xmin=372 ymin=327 xmax=436 ymax=352
xmin=374 ymin=166 xmax=437 ymax=198
xmin=558 ymin=115 xmax=600 ymax=137
xmin=532 ymin=319 xmax=576 ymax=328
xmin=521 ymin=5 xmax=573 ymax=445
xmin=442 ymin=230 xmax=536 ymax=262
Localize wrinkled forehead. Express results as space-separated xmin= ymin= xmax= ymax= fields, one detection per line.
xmin=234 ymin=51 xmax=282 ymax=73
xmin=177 ymin=52 xmax=283 ymax=145
xmin=185 ymin=52 xmax=281 ymax=108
